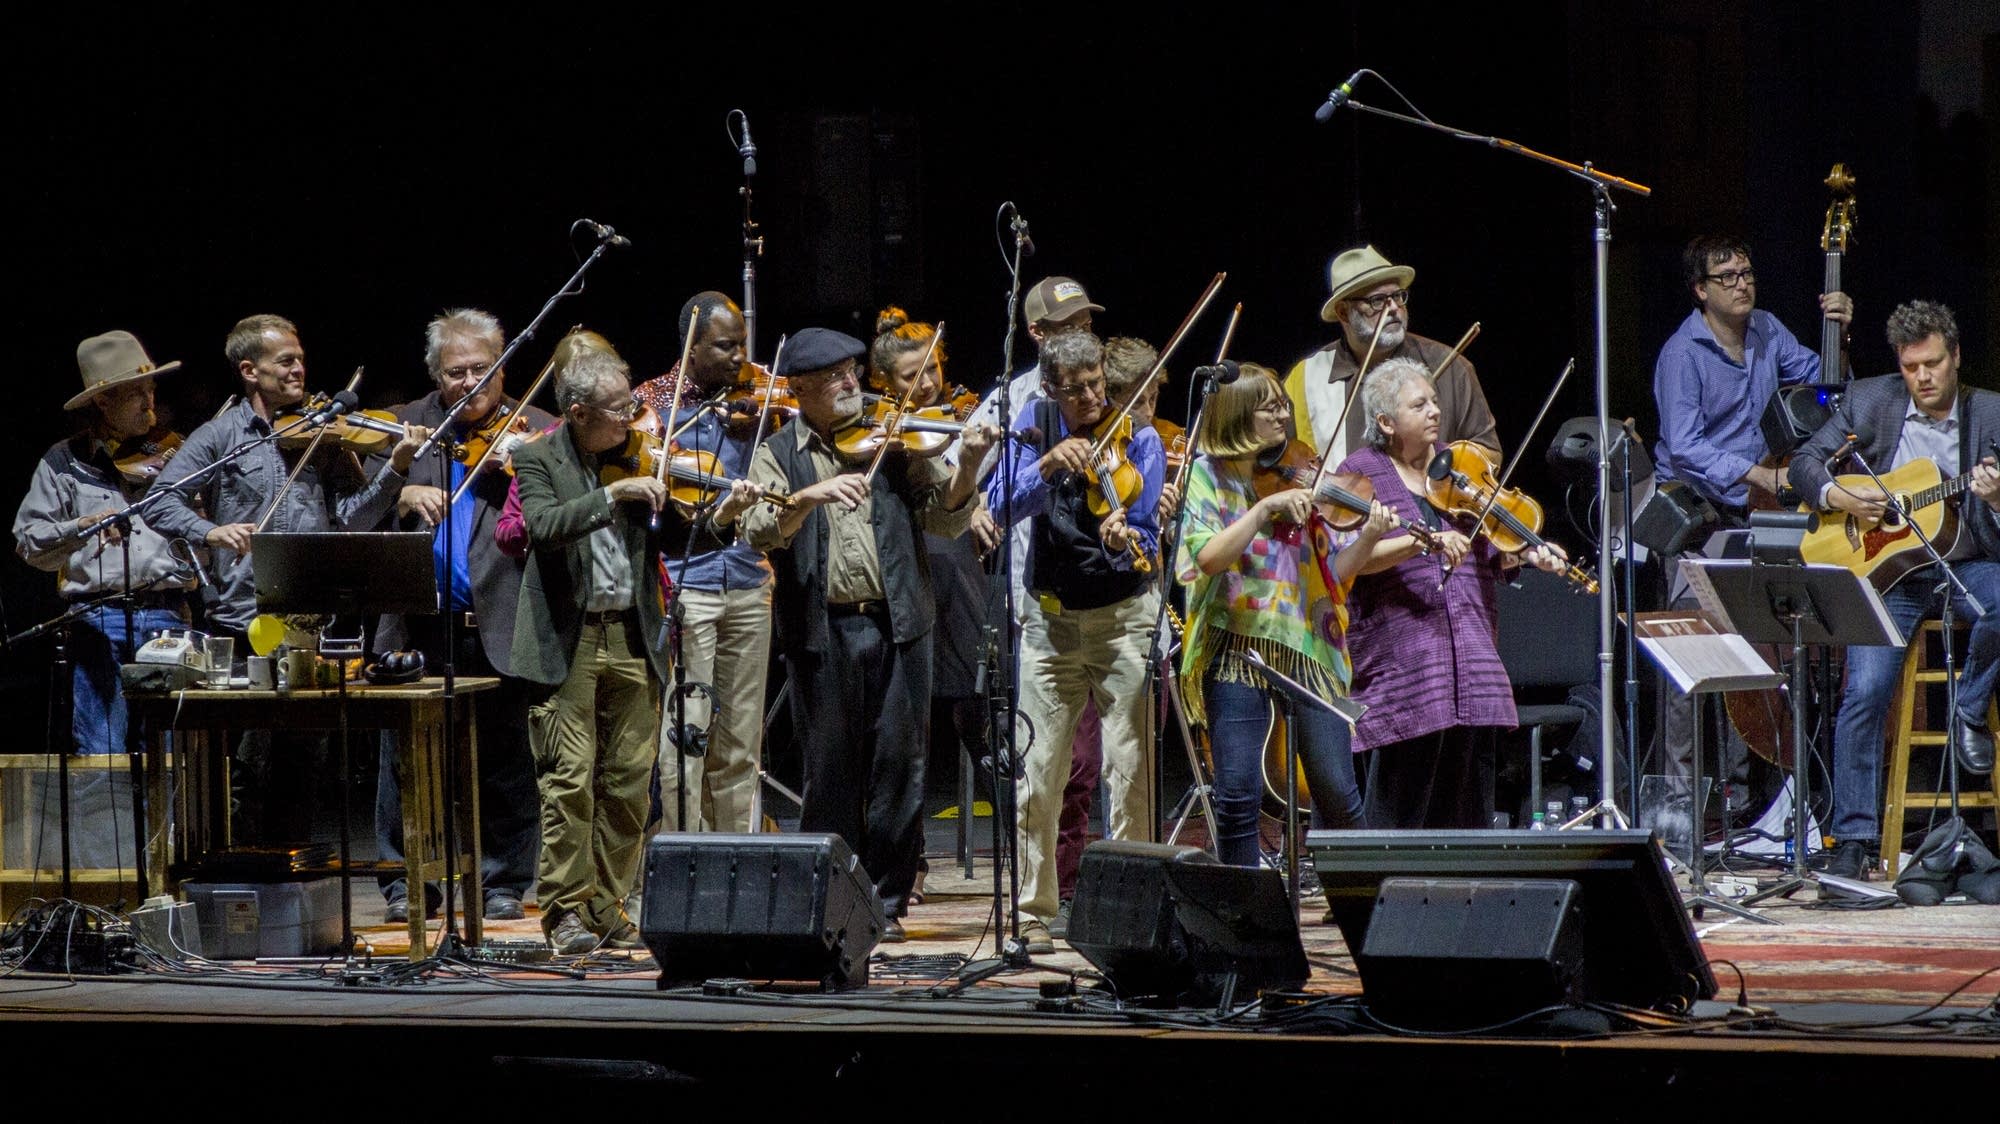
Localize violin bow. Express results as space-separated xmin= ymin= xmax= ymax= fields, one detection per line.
xmin=254 ymin=368 xmax=364 ymax=533
xmin=748 ymin=333 xmax=790 ymax=461
xmin=648 ymin=309 xmax=702 ymax=529
xmin=1438 ymin=355 xmax=1576 ymax=584
xmin=1086 ymin=273 xmax=1226 ymax=464
xmin=451 ymin=330 xmax=578 ymax=505
xmin=860 ymin=323 xmax=944 ymax=487
xmin=1168 ymin=302 xmax=1242 ymax=504
xmin=1307 ymin=303 xmax=1398 ymax=497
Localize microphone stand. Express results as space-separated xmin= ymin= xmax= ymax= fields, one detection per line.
xmin=1240 ymin=649 xmax=1364 ymax=918
xmin=937 ymin=205 xmax=1036 ymax=992
xmin=1332 ymin=82 xmax=1650 ymax=830
xmin=728 ymin=109 xmax=765 ymax=362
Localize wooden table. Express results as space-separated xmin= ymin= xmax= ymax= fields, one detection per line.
xmin=128 ymin=676 xmax=496 ymax=959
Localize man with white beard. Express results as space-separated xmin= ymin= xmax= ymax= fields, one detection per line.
xmin=1283 ymin=245 xmax=1501 ymax=465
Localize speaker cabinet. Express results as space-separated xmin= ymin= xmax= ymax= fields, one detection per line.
xmin=1358 ymin=877 xmax=1586 ymax=1029
xmin=640 ymin=833 xmax=884 ymax=991
xmin=1067 ymin=840 xmax=1308 ymax=1007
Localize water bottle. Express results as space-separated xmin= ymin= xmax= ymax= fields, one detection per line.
xmin=1571 ymin=795 xmax=1593 ymax=829
xmin=1545 ymin=799 xmax=1565 ymax=828
xmin=1529 ymin=812 xmax=1548 ymax=831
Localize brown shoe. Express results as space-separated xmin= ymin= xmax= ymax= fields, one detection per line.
xmin=547 ymin=911 xmax=597 ymax=955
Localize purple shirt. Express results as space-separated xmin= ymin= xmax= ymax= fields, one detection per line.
xmin=1334 ymin=446 xmax=1517 ymax=750
xmin=1653 ymin=308 xmax=1823 ymax=508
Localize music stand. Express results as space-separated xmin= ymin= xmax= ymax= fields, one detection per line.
xmin=1682 ymin=558 xmax=1901 ymax=903
xmin=1629 ymin=610 xmax=1785 ymax=923
xmin=253 ymin=531 xmax=439 ymax=961
xmin=1240 ymin=649 xmax=1365 ymax=917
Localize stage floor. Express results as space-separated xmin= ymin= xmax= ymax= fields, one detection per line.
xmin=4 ymin=840 xmax=1994 ymax=1109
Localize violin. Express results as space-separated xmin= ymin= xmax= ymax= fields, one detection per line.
xmin=946 ymin=384 xmax=982 ymax=421
xmin=272 ymin=398 xmax=408 ymax=455
xmin=598 ymin=426 xmax=793 ymax=515
xmin=834 ymin=399 xmax=966 ymax=461
xmin=715 ymin=363 xmax=798 ymax=438
xmin=1423 ymin=440 xmax=1599 ymax=594
xmin=1153 ymin=417 xmax=1190 ymax=473
xmin=110 ymin=424 xmax=186 ymax=485
xmin=451 ymin=403 xmax=539 ymax=469
xmin=1253 ymin=439 xmax=1438 ymax=548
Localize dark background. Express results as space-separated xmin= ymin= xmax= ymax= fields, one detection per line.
xmin=4 ymin=2 xmax=1994 ymax=754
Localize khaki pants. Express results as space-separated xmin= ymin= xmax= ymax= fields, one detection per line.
xmin=1013 ymin=589 xmax=1159 ymax=920
xmin=657 ymin=584 xmax=773 ymax=833
xmin=529 ymin=616 xmax=658 ymax=936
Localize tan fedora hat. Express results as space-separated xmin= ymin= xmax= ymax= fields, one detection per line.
xmin=1318 ymin=245 xmax=1416 ymax=323
xmin=67 ymin=330 xmax=181 ymax=411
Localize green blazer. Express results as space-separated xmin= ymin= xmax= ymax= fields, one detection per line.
xmin=509 ymin=424 xmax=672 ymax=687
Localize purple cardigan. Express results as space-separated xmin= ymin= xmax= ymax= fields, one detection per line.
xmin=1335 ymin=446 xmax=1519 ymax=750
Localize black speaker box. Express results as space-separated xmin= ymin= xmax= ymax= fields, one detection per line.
xmin=1067 ymin=840 xmax=1308 ymax=1006
xmin=1633 ymin=480 xmax=1718 ymax=557
xmin=1760 ymin=383 xmax=1836 ymax=457
xmin=640 ymin=833 xmax=885 ymax=991
xmin=1358 ymin=877 xmax=1586 ymax=1029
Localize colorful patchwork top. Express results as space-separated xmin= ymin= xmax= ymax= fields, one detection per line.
xmin=1174 ymin=455 xmax=1352 ymax=725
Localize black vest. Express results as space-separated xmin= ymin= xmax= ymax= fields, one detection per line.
xmin=1028 ymin=399 xmax=1150 ymax=611
xmin=766 ymin=431 xmax=936 ymax=654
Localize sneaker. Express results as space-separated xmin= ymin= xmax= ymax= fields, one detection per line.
xmin=1047 ymin=899 xmax=1073 ymax=940
xmin=1018 ymin=919 xmax=1055 ymax=955
xmin=483 ymin=890 xmax=526 ymax=921
xmin=383 ymin=896 xmax=410 ymax=924
xmin=547 ymin=911 xmax=598 ymax=956
xmin=881 ymin=916 xmax=907 ymax=943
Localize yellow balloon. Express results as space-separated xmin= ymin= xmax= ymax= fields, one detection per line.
xmin=246 ymin=615 xmax=288 ymax=656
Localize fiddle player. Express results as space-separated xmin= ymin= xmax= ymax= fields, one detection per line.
xmin=1650 ymin=235 xmax=1853 ymax=790
xmin=1787 ymin=302 xmax=1999 ymax=882
xmin=987 ymin=330 xmax=1163 ymax=954
xmin=512 ymin=344 xmax=762 ymax=955
xmin=14 ymin=331 xmax=200 ymax=755
xmin=630 ymin=292 xmax=775 ymax=835
xmin=742 ymin=328 xmax=996 ymax=942
xmin=867 ymin=307 xmax=998 ymax=908
xmin=1284 ymin=245 xmax=1500 ymax=467
xmin=1048 ymin=335 xmax=1174 ymax=939
xmin=1334 ymin=358 xmax=1572 ymax=830
xmin=1177 ymin=363 xmax=1386 ymax=865
xmin=146 ymin=314 xmax=426 ymax=844
xmin=369 ymin=309 xmax=555 ymax=924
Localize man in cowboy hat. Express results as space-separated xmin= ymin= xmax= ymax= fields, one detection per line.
xmin=14 ymin=331 xmax=202 ymax=755
xmin=1284 ymin=245 xmax=1501 ymax=466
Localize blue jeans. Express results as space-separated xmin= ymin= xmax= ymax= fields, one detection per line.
xmin=1831 ymin=559 xmax=2000 ymax=844
xmin=1204 ymin=675 xmax=1364 ymax=868
xmin=69 ymin=606 xmax=185 ymax=755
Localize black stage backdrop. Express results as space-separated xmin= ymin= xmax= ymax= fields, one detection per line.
xmin=3 ymin=3 xmax=1992 ymax=743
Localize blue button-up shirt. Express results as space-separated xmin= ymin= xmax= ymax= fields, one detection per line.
xmin=1653 ymin=308 xmax=1823 ymax=508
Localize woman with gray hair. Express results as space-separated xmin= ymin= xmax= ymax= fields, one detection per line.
xmin=1334 ymin=358 xmax=1572 ymax=830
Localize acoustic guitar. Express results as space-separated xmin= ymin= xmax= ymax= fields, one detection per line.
xmin=1797 ymin=457 xmax=1974 ymax=591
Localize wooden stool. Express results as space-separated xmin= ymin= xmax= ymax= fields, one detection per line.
xmin=1880 ymin=619 xmax=2000 ymax=876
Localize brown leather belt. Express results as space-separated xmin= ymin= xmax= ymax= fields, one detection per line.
xmin=583 ymin=608 xmax=635 ymax=625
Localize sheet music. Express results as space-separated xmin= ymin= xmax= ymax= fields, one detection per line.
xmin=1625 ymin=611 xmax=1785 ymax=695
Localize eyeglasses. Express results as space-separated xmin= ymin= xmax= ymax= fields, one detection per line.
xmin=1254 ymin=402 xmax=1290 ymax=416
xmin=1702 ymin=268 xmax=1756 ymax=288
xmin=1350 ymin=289 xmax=1412 ymax=316
xmin=1052 ymin=376 xmax=1107 ymax=401
xmin=441 ymin=362 xmax=493 ymax=381
xmin=589 ymin=398 xmax=640 ymax=422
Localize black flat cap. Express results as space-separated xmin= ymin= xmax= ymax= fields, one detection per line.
xmin=776 ymin=327 xmax=866 ymax=377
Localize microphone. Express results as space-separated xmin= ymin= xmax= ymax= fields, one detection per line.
xmin=1006 ymin=204 xmax=1036 ymax=257
xmin=305 ymin=389 xmax=360 ymax=427
xmin=1314 ymin=69 xmax=1366 ymax=123
xmin=734 ymin=111 xmax=758 ymax=177
xmin=1825 ymin=415 xmax=1873 ymax=465
xmin=170 ymin=538 xmax=211 ymax=589
xmin=1193 ymin=361 xmax=1241 ymax=386
xmin=579 ymin=219 xmax=632 ymax=247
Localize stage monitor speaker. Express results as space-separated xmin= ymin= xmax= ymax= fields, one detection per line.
xmin=640 ymin=833 xmax=885 ymax=991
xmin=1545 ymin=416 xmax=1653 ymax=490
xmin=1067 ymin=840 xmax=1308 ymax=1007
xmin=1760 ymin=383 xmax=1837 ymax=457
xmin=1308 ymin=830 xmax=1715 ymax=1019
xmin=1633 ymin=480 xmax=1718 ymax=557
xmin=1357 ymin=877 xmax=1587 ymax=1029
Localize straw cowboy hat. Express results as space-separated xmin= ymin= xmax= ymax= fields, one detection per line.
xmin=1319 ymin=246 xmax=1417 ymax=323
xmin=67 ymin=330 xmax=181 ymax=411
